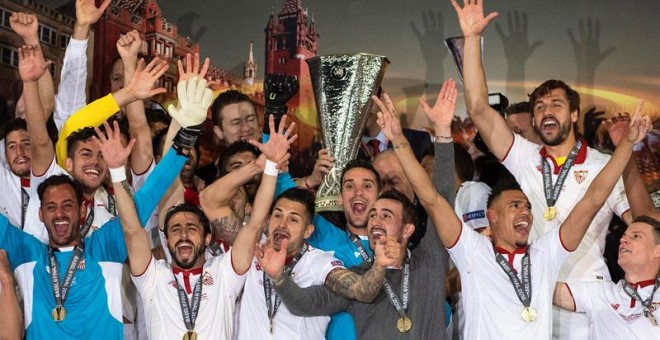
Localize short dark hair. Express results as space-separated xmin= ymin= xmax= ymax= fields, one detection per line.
xmin=145 ymin=106 xmax=172 ymax=126
xmin=1 ymin=118 xmax=27 ymax=141
xmin=66 ymin=126 xmax=99 ymax=157
xmin=218 ymin=140 xmax=261 ymax=177
xmin=378 ymin=189 xmax=418 ymax=227
xmin=273 ymin=188 xmax=316 ymax=225
xmin=529 ymin=80 xmax=580 ymax=115
xmin=340 ymin=159 xmax=382 ymax=193
xmin=633 ymin=215 xmax=660 ymax=244
xmin=454 ymin=143 xmax=474 ymax=183
xmin=163 ymin=203 xmax=211 ymax=237
xmin=487 ymin=179 xmax=523 ymax=209
xmin=37 ymin=174 xmax=83 ymax=207
xmin=210 ymin=90 xmax=253 ymax=128
xmin=505 ymin=101 xmax=532 ymax=117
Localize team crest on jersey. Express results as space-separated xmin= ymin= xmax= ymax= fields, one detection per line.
xmin=77 ymin=259 xmax=86 ymax=270
xmin=610 ymin=303 xmax=619 ymax=310
xmin=255 ymin=261 xmax=262 ymax=271
xmin=202 ymin=272 xmax=214 ymax=286
xmin=573 ymin=170 xmax=588 ymax=184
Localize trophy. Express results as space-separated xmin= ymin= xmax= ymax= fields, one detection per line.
xmin=307 ymin=54 xmax=389 ymax=212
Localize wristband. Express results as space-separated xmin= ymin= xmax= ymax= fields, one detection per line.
xmin=264 ymin=160 xmax=278 ymax=176
xmin=432 ymin=135 xmax=453 ymax=143
xmin=109 ymin=166 xmax=127 ymax=183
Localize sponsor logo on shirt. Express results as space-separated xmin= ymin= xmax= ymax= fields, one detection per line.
xmin=77 ymin=259 xmax=86 ymax=270
xmin=610 ymin=303 xmax=619 ymax=310
xmin=463 ymin=210 xmax=485 ymax=222
xmin=202 ymin=272 xmax=214 ymax=286
xmin=573 ymin=170 xmax=588 ymax=184
xmin=331 ymin=260 xmax=343 ymax=267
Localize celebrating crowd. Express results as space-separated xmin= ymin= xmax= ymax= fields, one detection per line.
xmin=0 ymin=0 xmax=658 ymax=339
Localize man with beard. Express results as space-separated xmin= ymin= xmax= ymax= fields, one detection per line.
xmin=238 ymin=187 xmax=399 ymax=339
xmin=126 ymin=115 xmax=295 ymax=340
xmin=453 ymin=1 xmax=632 ymax=338
xmin=0 ymin=118 xmax=33 ymax=229
xmin=0 ymin=113 xmax=186 ymax=338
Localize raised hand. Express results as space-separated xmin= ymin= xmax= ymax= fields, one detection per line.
xmin=373 ymin=236 xmax=406 ymax=269
xmin=75 ymin=0 xmax=111 ymax=27
xmin=624 ymin=100 xmax=651 ymax=145
xmin=124 ymin=58 xmax=169 ymax=101
xmin=567 ymin=18 xmax=616 ymax=84
xmin=168 ymin=75 xmax=213 ymax=128
xmin=116 ymin=30 xmax=142 ymax=61
xmin=93 ymin=121 xmax=136 ymax=169
xmin=410 ymin=10 xmax=447 ymax=82
xmin=495 ymin=11 xmax=543 ymax=65
xmin=18 ymin=45 xmax=52 ymax=83
xmin=9 ymin=12 xmax=38 ymax=43
xmin=177 ymin=52 xmax=210 ymax=82
xmin=373 ymin=93 xmax=404 ymax=142
xmin=305 ymin=149 xmax=335 ymax=189
xmin=255 ymin=238 xmax=288 ymax=279
xmin=450 ymin=0 xmax=499 ymax=38
xmin=419 ymin=78 xmax=458 ymax=136
xmin=250 ymin=115 xmax=298 ymax=164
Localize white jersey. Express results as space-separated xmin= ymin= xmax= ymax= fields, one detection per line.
xmin=448 ymin=226 xmax=570 ymax=340
xmin=133 ymin=251 xmax=245 ymax=340
xmin=237 ymin=245 xmax=344 ymax=340
xmin=502 ymin=134 xmax=629 ymax=281
xmin=569 ymin=280 xmax=660 ymax=339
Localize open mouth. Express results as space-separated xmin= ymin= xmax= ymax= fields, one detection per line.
xmin=370 ymin=227 xmax=386 ymax=240
xmin=176 ymin=242 xmax=194 ymax=257
xmin=83 ymin=167 xmax=102 ymax=178
xmin=351 ymin=200 xmax=367 ymax=214
xmin=618 ymin=247 xmax=631 ymax=255
xmin=541 ymin=118 xmax=559 ymax=131
xmin=514 ymin=220 xmax=529 ymax=235
xmin=15 ymin=158 xmax=29 ymax=165
xmin=53 ymin=220 xmax=69 ymax=237
xmin=272 ymin=229 xmax=290 ymax=243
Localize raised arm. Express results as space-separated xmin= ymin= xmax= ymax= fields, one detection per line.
xmin=72 ymin=0 xmax=110 ymax=40
xmin=257 ymin=238 xmax=350 ymax=315
xmin=559 ymin=109 xmax=651 ymax=251
xmin=231 ymin=115 xmax=297 ymax=274
xmin=451 ymin=0 xmax=513 ymax=160
xmin=10 ymin=12 xmax=55 ymax=118
xmin=0 ymin=249 xmax=23 ymax=340
xmin=553 ymin=282 xmax=576 ymax=312
xmin=372 ymin=86 xmax=462 ymax=248
xmin=94 ymin=121 xmax=149 ymax=276
xmin=18 ymin=44 xmax=54 ymax=176
xmin=118 ymin=31 xmax=153 ymax=175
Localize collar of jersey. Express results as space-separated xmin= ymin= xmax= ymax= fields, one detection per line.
xmin=538 ymin=138 xmax=588 ymax=174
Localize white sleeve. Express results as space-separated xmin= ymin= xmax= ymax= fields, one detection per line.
xmin=532 ymin=227 xmax=572 ymax=278
xmin=219 ymin=249 xmax=248 ymax=296
xmin=131 ymin=160 xmax=156 ymax=192
xmin=311 ymin=251 xmax=345 ymax=284
xmin=607 ymin=176 xmax=630 ymax=218
xmin=54 ymin=38 xmax=88 ymax=132
xmin=0 ymin=141 xmax=6 ymax=169
xmin=30 ymin=157 xmax=67 ymax=195
xmin=566 ymin=281 xmax=602 ymax=314
xmin=501 ymin=134 xmax=541 ymax=178
xmin=131 ymin=256 xmax=161 ymax=302
xmin=446 ymin=225 xmax=487 ymax=269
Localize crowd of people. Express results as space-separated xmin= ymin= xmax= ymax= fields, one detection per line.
xmin=0 ymin=0 xmax=658 ymax=339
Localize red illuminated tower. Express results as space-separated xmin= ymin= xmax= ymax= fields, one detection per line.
xmin=265 ymin=0 xmax=319 ymax=147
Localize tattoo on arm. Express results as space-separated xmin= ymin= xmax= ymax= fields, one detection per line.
xmin=210 ymin=214 xmax=242 ymax=245
xmin=121 ymin=180 xmax=134 ymax=199
xmin=325 ymin=265 xmax=387 ymax=302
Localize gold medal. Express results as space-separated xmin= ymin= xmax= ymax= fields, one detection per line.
xmin=396 ymin=316 xmax=412 ymax=332
xmin=544 ymin=206 xmax=556 ymax=221
xmin=51 ymin=306 xmax=66 ymax=322
xmin=521 ymin=306 xmax=538 ymax=323
xmin=182 ymin=331 xmax=197 ymax=340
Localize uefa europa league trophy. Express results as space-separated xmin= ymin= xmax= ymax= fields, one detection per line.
xmin=307 ymin=54 xmax=389 ymax=212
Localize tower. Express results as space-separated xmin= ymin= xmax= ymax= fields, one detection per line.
xmin=243 ymin=40 xmax=257 ymax=86
xmin=265 ymin=0 xmax=319 ymax=148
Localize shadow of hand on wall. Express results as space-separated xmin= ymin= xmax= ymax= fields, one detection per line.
xmin=567 ymin=18 xmax=616 ymax=91
xmin=410 ymin=10 xmax=448 ymax=84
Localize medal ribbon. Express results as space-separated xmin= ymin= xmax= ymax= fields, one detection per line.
xmin=542 ymin=140 xmax=582 ymax=209
xmin=79 ymin=205 xmax=95 ymax=238
xmin=621 ymin=276 xmax=660 ymax=326
xmin=382 ymin=255 xmax=410 ymax=318
xmin=263 ymin=243 xmax=309 ymax=328
xmin=20 ymin=187 xmax=29 ymax=230
xmin=493 ymin=247 xmax=532 ymax=308
xmin=48 ymin=244 xmax=85 ymax=310
xmin=349 ymin=233 xmax=372 ymax=263
xmin=175 ymin=273 xmax=203 ymax=333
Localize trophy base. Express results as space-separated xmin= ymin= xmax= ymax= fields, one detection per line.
xmin=315 ymin=195 xmax=344 ymax=212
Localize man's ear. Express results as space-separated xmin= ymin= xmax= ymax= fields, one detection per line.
xmin=213 ymin=125 xmax=224 ymax=141
xmin=205 ymin=230 xmax=212 ymax=247
xmin=303 ymin=224 xmax=315 ymax=240
xmin=65 ymin=157 xmax=74 ymax=173
xmin=570 ymin=110 xmax=579 ymax=123
xmin=486 ymin=208 xmax=497 ymax=224
xmin=402 ymin=223 xmax=415 ymax=240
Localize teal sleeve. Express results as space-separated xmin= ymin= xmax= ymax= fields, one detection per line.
xmin=134 ymin=148 xmax=188 ymax=227
xmin=326 ymin=312 xmax=357 ymax=340
xmin=87 ymin=218 xmax=128 ymax=262
xmin=308 ymin=214 xmax=347 ymax=251
xmin=274 ymin=171 xmax=297 ymax=198
xmin=0 ymin=213 xmax=44 ymax=270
